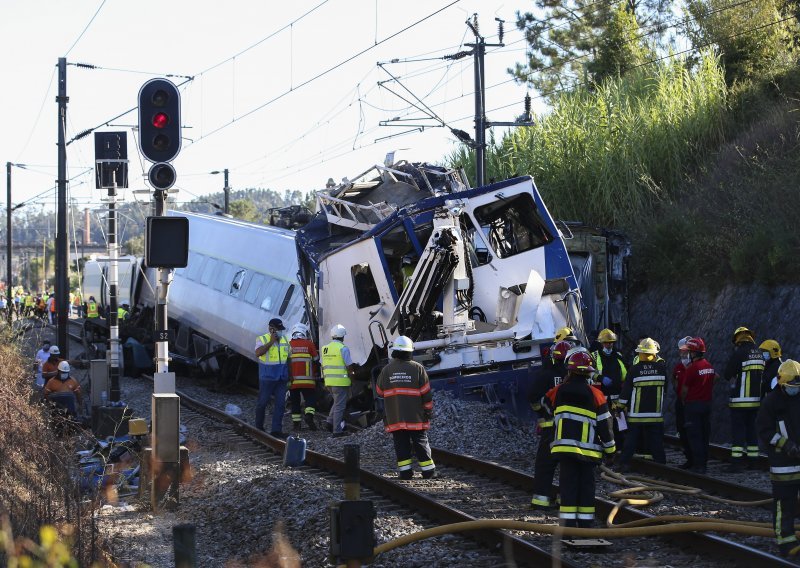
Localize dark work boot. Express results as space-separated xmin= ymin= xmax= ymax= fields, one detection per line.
xmin=422 ymin=469 xmax=440 ymax=480
xmin=724 ymin=459 xmax=745 ymax=473
xmin=305 ymin=413 xmax=317 ymax=431
xmin=398 ymin=470 xmax=413 ymax=480
xmin=293 ymin=421 xmax=302 ymax=432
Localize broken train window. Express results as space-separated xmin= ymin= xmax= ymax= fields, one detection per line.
xmin=473 ymin=193 xmax=554 ymax=259
xmin=351 ymin=263 xmax=381 ymax=308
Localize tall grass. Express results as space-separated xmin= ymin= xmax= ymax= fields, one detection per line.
xmin=449 ymin=52 xmax=728 ymax=227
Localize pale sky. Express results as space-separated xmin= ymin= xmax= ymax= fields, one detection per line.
xmin=1 ymin=1 xmax=539 ymax=213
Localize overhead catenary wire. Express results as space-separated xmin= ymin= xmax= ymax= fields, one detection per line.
xmin=64 ymin=0 xmax=107 ymax=56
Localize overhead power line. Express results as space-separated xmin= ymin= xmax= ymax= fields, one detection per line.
xmin=64 ymin=0 xmax=107 ymax=56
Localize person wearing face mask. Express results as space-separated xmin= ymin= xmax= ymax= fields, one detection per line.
xmin=43 ymin=361 xmax=83 ymax=416
xmin=34 ymin=340 xmax=52 ymax=387
xmin=724 ymin=326 xmax=766 ymax=472
xmin=759 ymin=340 xmax=783 ymax=398
xmin=757 ymin=359 xmax=800 ymax=558
xmin=673 ymin=336 xmax=694 ymax=469
xmin=254 ymin=317 xmax=291 ymax=437
xmin=592 ymin=329 xmax=627 ymax=445
xmin=680 ymin=337 xmax=717 ymax=474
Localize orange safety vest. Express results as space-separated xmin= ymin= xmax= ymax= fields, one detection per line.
xmin=289 ymin=338 xmax=319 ymax=389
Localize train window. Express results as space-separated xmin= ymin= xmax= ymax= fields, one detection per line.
xmin=473 ymin=193 xmax=554 ymax=259
xmin=230 ymin=269 xmax=247 ymax=297
xmin=460 ymin=214 xmax=492 ymax=266
xmin=214 ymin=263 xmax=233 ymax=292
xmin=245 ymin=273 xmax=264 ymax=304
xmin=187 ymin=253 xmax=205 ymax=281
xmin=351 ymin=263 xmax=380 ymax=308
xmin=278 ymin=284 xmax=295 ymax=316
xmin=201 ymin=258 xmax=218 ymax=286
xmin=260 ymin=279 xmax=281 ymax=312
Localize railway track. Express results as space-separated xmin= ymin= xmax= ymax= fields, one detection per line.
xmin=664 ymin=433 xmax=769 ymax=470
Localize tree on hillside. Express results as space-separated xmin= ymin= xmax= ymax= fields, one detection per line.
xmin=228 ymin=199 xmax=259 ymax=222
xmin=685 ymin=0 xmax=800 ymax=85
xmin=509 ymin=0 xmax=667 ymax=97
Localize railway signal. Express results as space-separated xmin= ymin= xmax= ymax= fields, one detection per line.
xmin=138 ymin=78 xmax=181 ymax=190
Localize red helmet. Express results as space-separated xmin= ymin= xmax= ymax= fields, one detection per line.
xmin=685 ymin=337 xmax=706 ymax=353
xmin=552 ymin=341 xmax=572 ymax=362
xmin=567 ymin=351 xmax=596 ymax=375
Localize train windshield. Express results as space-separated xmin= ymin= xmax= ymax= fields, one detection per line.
xmin=473 ymin=193 xmax=554 ymax=258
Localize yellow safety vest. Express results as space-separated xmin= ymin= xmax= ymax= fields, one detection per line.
xmin=257 ymin=333 xmax=290 ymax=364
xmin=322 ymin=341 xmax=350 ymax=387
xmin=87 ymin=302 xmax=99 ymax=318
xmin=117 ymin=308 xmax=129 ymax=320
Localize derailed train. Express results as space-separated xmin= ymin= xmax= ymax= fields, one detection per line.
xmin=83 ymin=158 xmax=629 ymax=418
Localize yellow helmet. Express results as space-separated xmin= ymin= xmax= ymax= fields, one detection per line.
xmin=777 ymin=360 xmax=800 ymax=386
xmin=597 ymin=328 xmax=618 ymax=343
xmin=732 ymin=326 xmax=754 ymax=344
xmin=555 ymin=326 xmax=575 ymax=342
xmin=635 ymin=338 xmax=660 ymax=354
xmin=759 ymin=339 xmax=782 ymax=359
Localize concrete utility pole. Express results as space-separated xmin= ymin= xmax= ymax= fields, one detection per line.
xmin=56 ymin=57 xmax=69 ymax=357
xmin=211 ymin=169 xmax=230 ymax=214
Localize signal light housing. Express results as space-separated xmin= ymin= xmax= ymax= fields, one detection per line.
xmin=138 ymin=78 xmax=181 ymax=163
xmin=148 ymin=162 xmax=176 ymax=190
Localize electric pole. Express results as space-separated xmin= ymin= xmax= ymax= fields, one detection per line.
xmin=6 ymin=162 xmax=11 ymax=325
xmin=224 ymin=168 xmax=230 ymax=214
xmin=56 ymin=57 xmax=69 ymax=357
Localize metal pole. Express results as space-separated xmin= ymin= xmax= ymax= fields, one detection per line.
xmin=6 ymin=162 xmax=12 ymax=325
xmin=154 ymin=189 xmax=170 ymax=374
xmin=56 ymin=57 xmax=69 ymax=357
xmin=473 ymin=37 xmax=486 ymax=187
xmin=173 ymin=524 xmax=197 ymax=568
xmin=223 ymin=168 xmax=230 ymax=214
xmin=108 ymin=175 xmax=120 ymax=401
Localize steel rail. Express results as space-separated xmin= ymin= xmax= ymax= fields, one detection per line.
xmin=664 ymin=433 xmax=769 ymax=470
xmin=431 ymin=448 xmax=791 ymax=567
xmin=173 ymin=388 xmax=573 ymax=568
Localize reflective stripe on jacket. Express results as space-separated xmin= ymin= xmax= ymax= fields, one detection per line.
xmin=257 ymin=333 xmax=290 ymax=364
xmin=322 ymin=340 xmax=350 ymax=387
xmin=376 ymin=358 xmax=432 ymax=432
xmin=87 ymin=302 xmax=99 ymax=318
xmin=726 ymin=342 xmax=765 ymax=408
xmin=592 ymin=350 xmax=627 ymax=399
xmin=545 ymin=378 xmax=615 ymax=462
xmin=757 ymin=389 xmax=800 ymax=483
xmin=619 ymin=359 xmax=666 ymax=423
xmin=289 ymin=338 xmax=318 ymax=389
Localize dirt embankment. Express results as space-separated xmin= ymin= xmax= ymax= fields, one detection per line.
xmin=628 ymin=284 xmax=799 ymax=443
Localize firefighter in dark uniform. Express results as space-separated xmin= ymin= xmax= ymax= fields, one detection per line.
xmin=376 ymin=336 xmax=438 ymax=480
xmin=757 ymin=359 xmax=800 ymax=557
xmin=725 ymin=326 xmax=765 ymax=471
xmin=592 ymin=328 xmax=627 ymax=447
xmin=528 ymin=340 xmax=571 ymax=508
xmin=759 ymin=339 xmax=783 ymax=398
xmin=617 ymin=338 xmax=667 ymax=470
xmin=544 ymin=351 xmax=616 ymax=528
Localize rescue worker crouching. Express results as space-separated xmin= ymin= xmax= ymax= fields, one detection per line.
xmin=322 ymin=324 xmax=357 ymax=438
xmin=288 ymin=323 xmax=319 ymax=432
xmin=376 ymin=336 xmax=438 ymax=480
xmin=725 ymin=326 xmax=765 ymax=471
xmin=617 ymin=338 xmax=667 ymax=471
xmin=544 ymin=351 xmax=615 ymax=528
xmin=756 ymin=359 xmax=800 ymax=557
xmin=528 ymin=340 xmax=571 ymax=509
xmin=254 ymin=318 xmax=291 ymax=438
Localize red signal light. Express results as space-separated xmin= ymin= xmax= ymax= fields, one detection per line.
xmin=152 ymin=112 xmax=169 ymax=129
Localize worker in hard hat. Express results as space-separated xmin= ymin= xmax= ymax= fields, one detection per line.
xmin=254 ymin=317 xmax=291 ymax=437
xmin=287 ymin=323 xmax=319 ymax=432
xmin=617 ymin=338 xmax=667 ymax=471
xmin=673 ymin=336 xmax=694 ymax=469
xmin=757 ymin=359 xmax=800 ymax=557
xmin=43 ymin=361 xmax=83 ymax=416
xmin=592 ymin=328 xmax=627 ymax=447
xmin=759 ymin=339 xmax=784 ymax=398
xmin=680 ymin=337 xmax=717 ymax=474
xmin=322 ymin=324 xmax=357 ymax=438
xmin=376 ymin=336 xmax=437 ymax=479
xmin=724 ymin=326 xmax=765 ymax=471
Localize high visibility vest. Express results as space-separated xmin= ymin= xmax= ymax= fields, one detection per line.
xmin=118 ymin=308 xmax=129 ymax=320
xmin=87 ymin=302 xmax=99 ymax=318
xmin=25 ymin=295 xmax=34 ymax=307
xmin=322 ymin=340 xmax=350 ymax=387
xmin=289 ymin=338 xmax=318 ymax=388
xmin=257 ymin=333 xmax=290 ymax=364
xmin=49 ymin=299 xmax=56 ymax=313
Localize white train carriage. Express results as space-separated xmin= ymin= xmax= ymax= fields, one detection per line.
xmin=163 ymin=211 xmax=305 ymax=377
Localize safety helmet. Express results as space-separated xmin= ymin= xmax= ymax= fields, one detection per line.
xmin=777 ymin=360 xmax=800 ymax=386
xmin=565 ymin=346 xmax=590 ymax=363
xmin=555 ymin=327 xmax=575 ymax=342
xmin=635 ymin=338 xmax=660 ymax=354
xmin=49 ymin=345 xmax=61 ymax=356
xmin=290 ymin=323 xmax=310 ymax=339
xmin=57 ymin=361 xmax=70 ymax=373
xmin=732 ymin=326 xmax=754 ymax=344
xmin=677 ymin=336 xmax=693 ymax=351
xmin=567 ymin=351 xmax=596 ymax=375
xmin=597 ymin=328 xmax=618 ymax=343
xmin=685 ymin=337 xmax=706 ymax=353
xmin=330 ymin=324 xmax=347 ymax=339
xmin=759 ymin=339 xmax=782 ymax=359
xmin=552 ymin=340 xmax=572 ymax=362
xmin=391 ymin=336 xmax=414 ymax=353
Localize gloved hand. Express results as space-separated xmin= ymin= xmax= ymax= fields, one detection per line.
xmin=601 ymin=376 xmax=613 ymax=387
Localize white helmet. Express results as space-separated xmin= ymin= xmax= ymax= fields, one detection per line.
xmin=330 ymin=324 xmax=347 ymax=339
xmin=49 ymin=345 xmax=61 ymax=356
xmin=391 ymin=336 xmax=414 ymax=353
xmin=57 ymin=361 xmax=70 ymax=373
xmin=291 ymin=323 xmax=310 ymax=339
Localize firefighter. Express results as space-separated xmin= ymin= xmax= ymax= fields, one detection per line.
xmin=288 ymin=323 xmax=319 ymax=432
xmin=592 ymin=328 xmax=627 ymax=445
xmin=617 ymin=338 xmax=666 ymax=470
xmin=759 ymin=339 xmax=783 ymax=398
xmin=673 ymin=336 xmax=694 ymax=469
xmin=376 ymin=336 xmax=437 ymax=479
xmin=528 ymin=340 xmax=571 ymax=508
xmin=680 ymin=337 xmax=717 ymax=474
xmin=544 ymin=351 xmax=615 ymax=528
xmin=322 ymin=324 xmax=356 ymax=438
xmin=724 ymin=326 xmax=765 ymax=471
xmin=756 ymin=359 xmax=800 ymax=557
